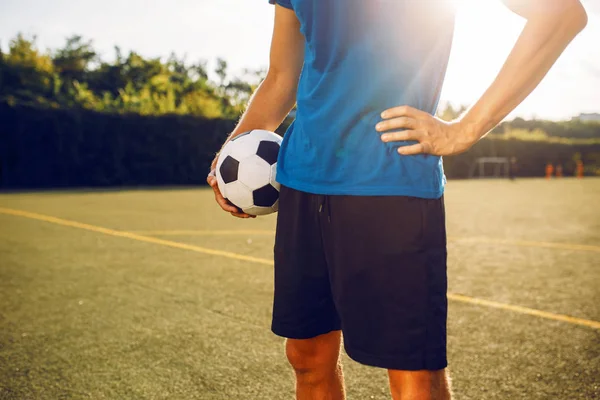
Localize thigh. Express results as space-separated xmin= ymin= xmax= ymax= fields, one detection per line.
xmin=272 ymin=186 xmax=341 ymax=339
xmin=324 ymin=195 xmax=447 ymax=371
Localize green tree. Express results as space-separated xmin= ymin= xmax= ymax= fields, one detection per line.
xmin=0 ymin=34 xmax=58 ymax=105
xmin=53 ymin=35 xmax=97 ymax=83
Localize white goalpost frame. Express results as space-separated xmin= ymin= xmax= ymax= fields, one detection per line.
xmin=469 ymin=157 xmax=511 ymax=179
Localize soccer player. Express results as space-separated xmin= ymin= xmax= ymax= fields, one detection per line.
xmin=207 ymin=1 xmax=587 ymax=398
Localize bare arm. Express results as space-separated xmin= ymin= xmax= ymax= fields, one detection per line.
xmin=377 ymin=0 xmax=588 ymax=156
xmin=460 ymin=0 xmax=588 ymax=139
xmin=213 ymin=5 xmax=304 ymax=162
xmin=207 ymin=5 xmax=304 ymax=217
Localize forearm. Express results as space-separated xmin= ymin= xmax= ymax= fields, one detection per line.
xmin=224 ymin=72 xmax=296 ymax=142
xmin=460 ymin=4 xmax=587 ymax=139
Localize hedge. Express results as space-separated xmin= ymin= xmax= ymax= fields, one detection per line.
xmin=0 ymin=103 xmax=236 ymax=188
xmin=0 ymin=102 xmax=597 ymax=189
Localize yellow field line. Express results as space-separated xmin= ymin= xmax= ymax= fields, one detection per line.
xmin=449 ymin=236 xmax=600 ymax=253
xmin=131 ymin=230 xmax=275 ymax=236
xmin=129 ymin=230 xmax=600 ymax=254
xmin=0 ymin=207 xmax=272 ymax=267
xmin=447 ymin=294 xmax=600 ymax=329
xmin=1 ymin=206 xmax=599 ymax=330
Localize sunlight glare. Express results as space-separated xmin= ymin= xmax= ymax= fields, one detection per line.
xmin=440 ymin=0 xmax=528 ymax=117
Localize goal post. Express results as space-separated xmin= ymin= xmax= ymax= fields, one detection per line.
xmin=469 ymin=157 xmax=510 ymax=179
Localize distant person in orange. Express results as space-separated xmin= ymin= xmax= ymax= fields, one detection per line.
xmin=576 ymin=160 xmax=584 ymax=178
xmin=546 ymin=162 xmax=554 ymax=179
xmin=556 ymin=164 xmax=563 ymax=178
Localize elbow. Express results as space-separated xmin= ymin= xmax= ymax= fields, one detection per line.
xmin=542 ymin=2 xmax=589 ymax=42
xmin=565 ymin=2 xmax=588 ymax=34
xmin=264 ymin=68 xmax=299 ymax=109
xmin=265 ymin=67 xmax=284 ymax=85
xmin=523 ymin=1 xmax=588 ymax=35
xmin=573 ymin=2 xmax=588 ymax=32
xmin=264 ymin=68 xmax=299 ymax=97
xmin=265 ymin=67 xmax=298 ymax=87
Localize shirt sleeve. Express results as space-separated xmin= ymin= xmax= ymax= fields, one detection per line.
xmin=269 ymin=0 xmax=293 ymax=10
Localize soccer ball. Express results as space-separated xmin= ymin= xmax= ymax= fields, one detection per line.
xmin=216 ymin=130 xmax=282 ymax=216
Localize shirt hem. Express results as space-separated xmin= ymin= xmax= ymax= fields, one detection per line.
xmin=277 ymin=173 xmax=445 ymax=199
xmin=268 ymin=0 xmax=293 ymax=9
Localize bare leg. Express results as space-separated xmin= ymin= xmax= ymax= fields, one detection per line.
xmin=286 ymin=330 xmax=345 ymax=400
xmin=388 ymin=369 xmax=452 ymax=400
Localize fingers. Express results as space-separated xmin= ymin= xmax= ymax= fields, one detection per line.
xmin=380 ymin=129 xmax=424 ymax=143
xmin=376 ymin=117 xmax=417 ymax=132
xmin=216 ymin=194 xmax=239 ymax=214
xmin=397 ymin=143 xmax=431 ymax=156
xmin=207 ymin=175 xmax=239 ymax=213
xmin=380 ymin=105 xmax=429 ymax=120
xmin=207 ymin=174 xmax=257 ymax=218
xmin=231 ymin=211 xmax=256 ymax=219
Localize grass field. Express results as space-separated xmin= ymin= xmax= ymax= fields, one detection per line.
xmin=0 ymin=178 xmax=599 ymax=400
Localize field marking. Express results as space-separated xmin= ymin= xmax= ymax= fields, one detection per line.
xmin=1 ymin=206 xmax=599 ymax=331
xmin=449 ymin=236 xmax=600 ymax=253
xmin=0 ymin=207 xmax=272 ymax=267
xmin=128 ymin=230 xmax=600 ymax=254
xmin=447 ymin=294 xmax=600 ymax=330
xmin=131 ymin=230 xmax=275 ymax=236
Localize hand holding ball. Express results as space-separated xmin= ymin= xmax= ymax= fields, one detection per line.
xmin=215 ymin=130 xmax=282 ymax=216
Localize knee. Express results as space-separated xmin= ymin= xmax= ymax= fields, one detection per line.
xmin=388 ymin=369 xmax=451 ymax=400
xmin=285 ymin=336 xmax=340 ymax=382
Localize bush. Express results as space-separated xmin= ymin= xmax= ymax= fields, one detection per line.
xmin=0 ymin=102 xmax=235 ymax=188
xmin=0 ymin=102 xmax=596 ymax=189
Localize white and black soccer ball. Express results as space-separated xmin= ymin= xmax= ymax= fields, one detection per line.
xmin=216 ymin=130 xmax=282 ymax=216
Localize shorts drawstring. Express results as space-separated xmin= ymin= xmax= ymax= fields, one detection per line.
xmin=319 ymin=195 xmax=331 ymax=223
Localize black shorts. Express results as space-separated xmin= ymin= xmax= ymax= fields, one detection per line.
xmin=272 ymin=185 xmax=448 ymax=371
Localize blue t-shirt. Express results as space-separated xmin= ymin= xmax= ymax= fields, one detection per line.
xmin=269 ymin=0 xmax=456 ymax=198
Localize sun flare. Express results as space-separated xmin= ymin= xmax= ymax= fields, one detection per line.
xmin=440 ymin=0 xmax=528 ymax=116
